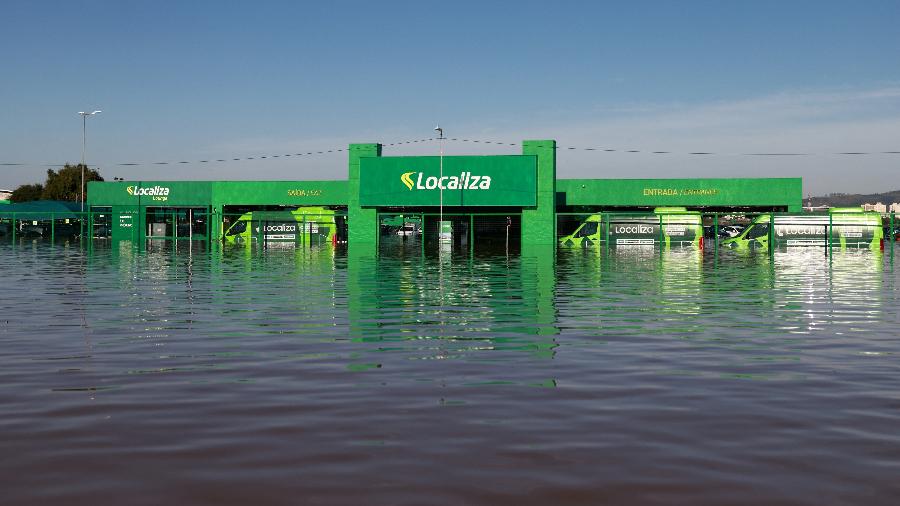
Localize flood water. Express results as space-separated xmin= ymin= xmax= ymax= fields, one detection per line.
xmin=2 ymin=241 xmax=900 ymax=505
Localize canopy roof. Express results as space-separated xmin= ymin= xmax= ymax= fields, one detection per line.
xmin=0 ymin=200 xmax=81 ymax=219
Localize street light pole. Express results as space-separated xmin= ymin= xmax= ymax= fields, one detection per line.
xmin=435 ymin=125 xmax=444 ymax=223
xmin=77 ymin=110 xmax=102 ymax=212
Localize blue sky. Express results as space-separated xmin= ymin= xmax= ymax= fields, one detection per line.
xmin=2 ymin=0 xmax=899 ymax=194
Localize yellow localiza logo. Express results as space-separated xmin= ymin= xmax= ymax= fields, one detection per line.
xmin=126 ymin=186 xmax=135 ymax=195
xmin=400 ymin=171 xmax=416 ymax=190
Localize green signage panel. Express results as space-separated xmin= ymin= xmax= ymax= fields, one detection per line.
xmin=88 ymin=181 xmax=213 ymax=206
xmin=557 ymin=178 xmax=803 ymax=210
xmin=212 ymin=181 xmax=347 ymax=206
xmin=89 ymin=180 xmax=349 ymax=208
xmin=359 ymin=155 xmax=537 ymax=207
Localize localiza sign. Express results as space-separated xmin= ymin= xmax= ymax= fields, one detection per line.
xmin=126 ymin=184 xmax=171 ymax=201
xmin=359 ymin=155 xmax=536 ymax=207
xmin=400 ymin=171 xmax=492 ymax=191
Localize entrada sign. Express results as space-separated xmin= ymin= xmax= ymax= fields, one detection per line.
xmin=359 ymin=155 xmax=536 ymax=207
xmin=643 ymin=188 xmax=719 ymax=196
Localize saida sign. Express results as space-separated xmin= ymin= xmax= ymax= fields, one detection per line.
xmin=359 ymin=155 xmax=536 ymax=207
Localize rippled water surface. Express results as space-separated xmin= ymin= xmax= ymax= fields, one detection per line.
xmin=2 ymin=242 xmax=900 ymax=505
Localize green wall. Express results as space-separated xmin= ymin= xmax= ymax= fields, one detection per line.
xmin=521 ymin=140 xmax=557 ymax=246
xmin=557 ymin=177 xmax=802 ymax=211
xmin=347 ymin=143 xmax=382 ymax=248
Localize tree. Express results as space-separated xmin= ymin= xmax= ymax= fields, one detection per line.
xmin=42 ymin=164 xmax=104 ymax=201
xmin=10 ymin=183 xmax=45 ymax=203
xmin=8 ymin=164 xmax=104 ymax=203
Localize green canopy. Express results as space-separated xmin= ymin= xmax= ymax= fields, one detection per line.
xmin=0 ymin=200 xmax=81 ymax=220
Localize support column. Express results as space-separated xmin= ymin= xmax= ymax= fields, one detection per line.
xmin=521 ymin=140 xmax=557 ymax=246
xmin=347 ymin=143 xmax=382 ymax=252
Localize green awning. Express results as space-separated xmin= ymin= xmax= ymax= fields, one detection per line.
xmin=0 ymin=200 xmax=82 ymax=220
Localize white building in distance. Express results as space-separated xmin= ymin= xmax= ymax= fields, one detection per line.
xmin=862 ymin=202 xmax=900 ymax=214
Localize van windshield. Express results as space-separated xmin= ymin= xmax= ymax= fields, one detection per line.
xmin=576 ymin=221 xmax=598 ymax=238
xmin=746 ymin=223 xmax=769 ymax=239
xmin=226 ymin=220 xmax=247 ymax=236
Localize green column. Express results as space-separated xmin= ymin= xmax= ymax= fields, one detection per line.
xmin=347 ymin=143 xmax=382 ymax=253
xmin=521 ymin=140 xmax=557 ymax=246
xmin=213 ymin=205 xmax=223 ymax=245
xmin=714 ymin=213 xmax=719 ymax=256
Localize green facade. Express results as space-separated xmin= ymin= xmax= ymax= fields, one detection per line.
xmin=86 ymin=139 xmax=804 ymax=248
xmin=88 ymin=179 xmax=349 ymax=242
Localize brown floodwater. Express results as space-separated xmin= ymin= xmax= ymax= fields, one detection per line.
xmin=1 ymin=242 xmax=899 ymax=505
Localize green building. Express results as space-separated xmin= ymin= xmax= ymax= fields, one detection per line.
xmin=86 ymin=139 xmax=802 ymax=249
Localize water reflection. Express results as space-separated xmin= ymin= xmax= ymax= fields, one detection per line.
xmin=347 ymin=245 xmax=559 ymax=367
xmin=772 ymin=249 xmax=885 ymax=335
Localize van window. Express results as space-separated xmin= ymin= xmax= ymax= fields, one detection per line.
xmin=576 ymin=221 xmax=598 ymax=238
xmin=226 ymin=220 xmax=247 ymax=236
xmin=746 ymin=223 xmax=769 ymax=239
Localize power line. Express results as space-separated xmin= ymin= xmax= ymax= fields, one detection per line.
xmin=0 ymin=138 xmax=436 ymax=169
xmin=443 ymin=137 xmax=900 ymax=156
xmin=3 ymin=136 xmax=900 ymax=168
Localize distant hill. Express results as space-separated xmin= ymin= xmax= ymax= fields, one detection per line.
xmin=807 ymin=189 xmax=900 ymax=207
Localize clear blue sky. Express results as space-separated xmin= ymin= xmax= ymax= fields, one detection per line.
xmin=3 ymin=0 xmax=900 ymax=194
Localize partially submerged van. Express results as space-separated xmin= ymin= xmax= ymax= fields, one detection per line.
xmin=224 ymin=207 xmax=337 ymax=245
xmin=722 ymin=207 xmax=883 ymax=250
xmin=559 ymin=207 xmax=703 ymax=248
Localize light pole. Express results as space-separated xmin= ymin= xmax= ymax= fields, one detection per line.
xmin=77 ymin=110 xmax=102 ymax=211
xmin=434 ymin=125 xmax=444 ymax=223
xmin=434 ymin=125 xmax=452 ymax=246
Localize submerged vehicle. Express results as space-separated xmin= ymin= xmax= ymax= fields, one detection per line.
xmin=396 ymin=223 xmax=419 ymax=236
xmin=380 ymin=214 xmax=422 ymax=236
xmin=719 ymin=225 xmax=744 ymax=238
xmin=559 ymin=207 xmax=703 ymax=248
xmin=723 ymin=207 xmax=883 ymax=250
xmin=224 ymin=207 xmax=337 ymax=245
